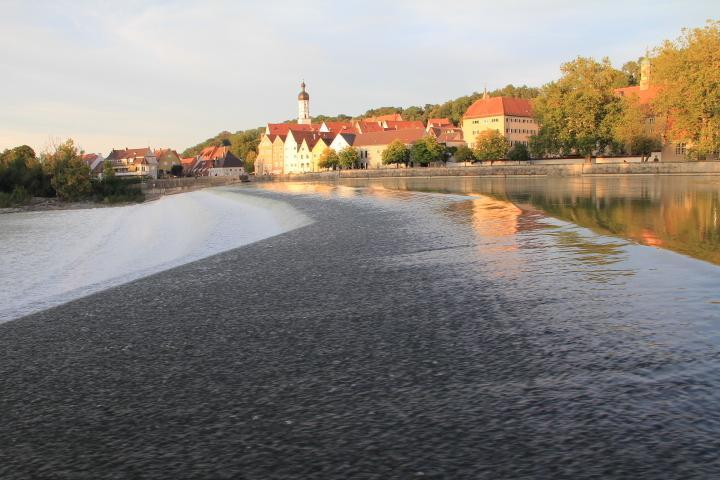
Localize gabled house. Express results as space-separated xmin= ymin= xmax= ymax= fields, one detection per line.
xmin=462 ymin=94 xmax=537 ymax=149
xmin=353 ymin=129 xmax=426 ymax=169
xmin=311 ymin=135 xmax=334 ymax=171
xmin=428 ymin=126 xmax=466 ymax=148
xmin=319 ymin=121 xmax=355 ymax=134
xmin=330 ymin=132 xmax=356 ymax=153
xmin=354 ymin=121 xmax=385 ymax=134
xmin=191 ymin=146 xmax=244 ymax=177
xmin=154 ymin=149 xmax=182 ymax=177
xmin=181 ymin=156 xmax=197 ymax=175
xmin=265 ymin=123 xmax=320 ymax=136
xmin=106 ymin=147 xmax=158 ymax=179
xmin=427 ymin=118 xmax=453 ymax=129
xmin=81 ymin=153 xmax=105 ymax=177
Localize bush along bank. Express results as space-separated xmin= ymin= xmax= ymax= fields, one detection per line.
xmin=0 ymin=141 xmax=145 ymax=208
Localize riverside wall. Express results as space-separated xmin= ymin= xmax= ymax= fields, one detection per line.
xmin=253 ymin=161 xmax=720 ymax=183
xmin=141 ymin=176 xmax=244 ymax=197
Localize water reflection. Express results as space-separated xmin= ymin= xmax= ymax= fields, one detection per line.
xmin=341 ymin=176 xmax=720 ymax=266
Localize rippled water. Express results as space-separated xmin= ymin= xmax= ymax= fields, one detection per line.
xmin=3 ymin=178 xmax=720 ymax=477
xmin=0 ymin=188 xmax=309 ymax=322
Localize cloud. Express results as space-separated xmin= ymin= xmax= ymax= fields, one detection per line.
xmin=0 ymin=0 xmax=716 ymax=153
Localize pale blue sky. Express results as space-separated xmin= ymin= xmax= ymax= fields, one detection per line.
xmin=0 ymin=0 xmax=716 ymax=154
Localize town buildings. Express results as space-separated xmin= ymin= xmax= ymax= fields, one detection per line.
xmin=611 ymin=56 xmax=709 ymax=162
xmin=154 ymin=149 xmax=182 ymax=177
xmin=81 ymin=153 xmax=105 ymax=176
xmin=254 ymin=82 xmax=466 ymax=175
xmin=462 ymin=91 xmax=538 ymax=149
xmin=190 ymin=146 xmax=245 ymax=177
xmin=106 ymin=148 xmax=159 ymax=179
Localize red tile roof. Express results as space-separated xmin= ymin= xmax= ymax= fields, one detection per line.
xmin=427 ymin=118 xmax=453 ymax=127
xmin=198 ymin=146 xmax=230 ymax=161
xmin=463 ymin=97 xmax=534 ymax=119
xmin=355 ymin=121 xmax=385 ymax=133
xmin=266 ymin=123 xmax=320 ymax=135
xmin=323 ymin=121 xmax=355 ymax=133
xmin=181 ymin=157 xmax=196 ymax=166
xmin=353 ymin=129 xmax=426 ymax=147
xmin=106 ymin=147 xmax=152 ymax=161
xmin=385 ymin=120 xmax=424 ymax=130
xmin=613 ymin=85 xmax=661 ymax=105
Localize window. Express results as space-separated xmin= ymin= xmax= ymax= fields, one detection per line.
xmin=675 ymin=143 xmax=687 ymax=155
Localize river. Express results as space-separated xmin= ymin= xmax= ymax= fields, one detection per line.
xmin=2 ymin=176 xmax=720 ymax=478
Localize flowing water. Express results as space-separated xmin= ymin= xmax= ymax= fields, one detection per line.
xmin=0 ymin=188 xmax=309 ymax=322
xmin=2 ymin=177 xmax=720 ymax=477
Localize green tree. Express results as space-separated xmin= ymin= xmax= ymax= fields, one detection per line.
xmin=381 ymin=140 xmax=410 ymax=167
xmin=317 ymin=148 xmax=339 ymax=170
xmin=613 ymin=97 xmax=662 ymax=159
xmin=170 ymin=164 xmax=184 ymax=177
xmin=338 ymin=147 xmax=360 ymax=169
xmin=453 ymin=144 xmax=476 ymax=163
xmin=621 ymin=60 xmax=641 ymax=86
xmin=0 ymin=145 xmax=53 ymax=197
xmin=473 ymin=130 xmax=510 ymax=161
xmin=532 ymin=56 xmax=628 ymax=158
xmin=43 ymin=139 xmax=92 ymax=201
xmin=102 ymin=160 xmax=116 ymax=180
xmin=507 ymin=143 xmax=530 ymax=161
xmin=652 ymin=20 xmax=720 ymax=159
xmin=244 ymin=150 xmax=257 ymax=174
xmin=410 ymin=136 xmax=443 ymax=166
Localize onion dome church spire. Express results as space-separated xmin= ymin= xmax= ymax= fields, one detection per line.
xmin=298 ymin=80 xmax=311 ymax=124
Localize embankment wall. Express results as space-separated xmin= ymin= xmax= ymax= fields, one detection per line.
xmin=253 ymin=161 xmax=720 ymax=183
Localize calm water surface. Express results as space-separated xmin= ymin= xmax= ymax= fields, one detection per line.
xmin=342 ymin=175 xmax=720 ymax=265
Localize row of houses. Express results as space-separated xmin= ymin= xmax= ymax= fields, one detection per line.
xmin=258 ymin=63 xmax=706 ymax=175
xmin=81 ymin=145 xmax=245 ymax=179
xmin=255 ymin=81 xmax=542 ymax=175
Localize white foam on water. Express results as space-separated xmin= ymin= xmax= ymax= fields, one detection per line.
xmin=0 ymin=187 xmax=309 ymax=322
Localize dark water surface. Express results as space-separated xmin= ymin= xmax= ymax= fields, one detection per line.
xmin=2 ymin=179 xmax=720 ymax=479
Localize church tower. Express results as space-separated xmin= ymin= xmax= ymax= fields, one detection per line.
xmin=298 ymin=81 xmax=311 ymax=125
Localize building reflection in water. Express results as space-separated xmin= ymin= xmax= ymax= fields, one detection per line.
xmin=341 ymin=175 xmax=720 ymax=266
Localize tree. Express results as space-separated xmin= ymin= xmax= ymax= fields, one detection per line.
xmin=507 ymin=143 xmax=530 ymax=161
xmin=473 ymin=130 xmax=509 ymax=161
xmin=42 ymin=139 xmax=92 ymax=201
xmin=652 ymin=20 xmax=720 ymax=159
xmin=244 ymin=151 xmax=257 ymax=174
xmin=410 ymin=136 xmax=443 ymax=166
xmin=317 ymin=148 xmax=339 ymax=170
xmin=338 ymin=147 xmax=360 ymax=169
xmin=102 ymin=160 xmax=116 ymax=180
xmin=532 ymin=56 xmax=628 ymax=158
xmin=453 ymin=144 xmax=476 ymax=164
xmin=613 ymin=97 xmax=662 ymax=159
xmin=381 ymin=140 xmax=410 ymax=167
xmin=0 ymin=145 xmax=51 ymax=197
xmin=170 ymin=164 xmax=184 ymax=177
xmin=621 ymin=60 xmax=641 ymax=86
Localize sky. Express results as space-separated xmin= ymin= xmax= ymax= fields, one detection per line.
xmin=0 ymin=0 xmax=717 ymax=155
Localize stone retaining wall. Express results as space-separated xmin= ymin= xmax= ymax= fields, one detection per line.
xmin=141 ymin=177 xmax=243 ymax=196
xmin=253 ymin=161 xmax=720 ymax=183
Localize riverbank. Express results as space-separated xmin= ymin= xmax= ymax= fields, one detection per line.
xmin=0 ymin=176 xmax=245 ymax=214
xmin=2 ymin=183 xmax=719 ymax=478
xmin=254 ymin=160 xmax=720 ymax=182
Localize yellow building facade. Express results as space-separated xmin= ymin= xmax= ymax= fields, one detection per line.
xmin=462 ymin=95 xmax=538 ymax=149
